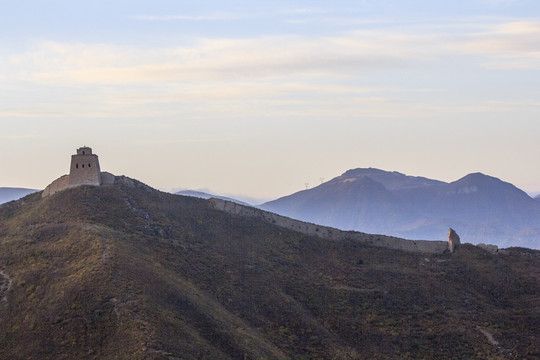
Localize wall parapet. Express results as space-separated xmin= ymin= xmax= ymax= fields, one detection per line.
xmin=209 ymin=198 xmax=451 ymax=254
xmin=42 ymin=172 xmax=115 ymax=198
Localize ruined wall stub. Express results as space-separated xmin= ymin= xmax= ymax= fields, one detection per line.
xmin=447 ymin=228 xmax=461 ymax=253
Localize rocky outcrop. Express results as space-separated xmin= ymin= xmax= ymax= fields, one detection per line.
xmin=0 ymin=269 xmax=12 ymax=303
xmin=477 ymin=243 xmax=498 ymax=254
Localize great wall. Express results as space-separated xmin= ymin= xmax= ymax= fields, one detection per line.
xmin=209 ymin=198 xmax=460 ymax=254
xmin=42 ymin=146 xmax=461 ymax=255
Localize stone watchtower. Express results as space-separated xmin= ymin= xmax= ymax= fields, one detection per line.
xmin=68 ymin=146 xmax=102 ymax=186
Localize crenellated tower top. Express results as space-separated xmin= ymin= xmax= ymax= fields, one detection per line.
xmin=76 ymin=146 xmax=93 ymax=155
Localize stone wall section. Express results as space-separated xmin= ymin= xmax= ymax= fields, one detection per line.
xmin=100 ymin=172 xmax=115 ymax=185
xmin=210 ymin=198 xmax=451 ymax=254
xmin=42 ymin=175 xmax=70 ymax=198
xmin=42 ymin=172 xmax=114 ymax=198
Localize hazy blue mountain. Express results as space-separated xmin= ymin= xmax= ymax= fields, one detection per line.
xmin=176 ymin=190 xmax=250 ymax=206
xmin=261 ymin=173 xmax=418 ymax=235
xmin=341 ymin=168 xmax=445 ymax=190
xmin=0 ymin=187 xmax=38 ymax=204
xmin=261 ymin=168 xmax=540 ymax=249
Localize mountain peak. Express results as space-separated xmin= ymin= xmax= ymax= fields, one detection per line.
xmin=456 ymin=172 xmax=494 ymax=183
xmin=339 ymin=167 xmax=445 ymax=190
xmin=449 ymin=172 xmax=532 ymax=199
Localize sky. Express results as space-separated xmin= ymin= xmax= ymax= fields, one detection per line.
xmin=1 ymin=0 xmax=539 ymax=202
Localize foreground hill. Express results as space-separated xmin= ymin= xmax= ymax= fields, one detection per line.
xmin=0 ymin=187 xmax=38 ymax=205
xmin=1 ymin=178 xmax=539 ymax=359
xmin=261 ymin=168 xmax=540 ymax=249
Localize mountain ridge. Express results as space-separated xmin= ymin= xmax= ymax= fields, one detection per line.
xmin=0 ymin=187 xmax=38 ymax=205
xmin=175 ymin=189 xmax=250 ymax=206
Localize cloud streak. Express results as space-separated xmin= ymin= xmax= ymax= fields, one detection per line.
xmin=5 ymin=19 xmax=540 ymax=90
xmin=2 ymin=18 xmax=540 ymax=121
xmin=8 ymin=36 xmax=410 ymax=85
xmin=130 ymin=13 xmax=241 ymax=21
xmin=448 ymin=21 xmax=540 ymax=69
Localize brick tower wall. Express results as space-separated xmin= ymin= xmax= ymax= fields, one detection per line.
xmin=68 ymin=147 xmax=102 ymax=186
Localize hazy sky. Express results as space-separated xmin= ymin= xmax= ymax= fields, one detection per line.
xmin=1 ymin=0 xmax=539 ymax=201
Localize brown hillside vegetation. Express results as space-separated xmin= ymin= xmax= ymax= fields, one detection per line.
xmin=0 ymin=179 xmax=539 ymax=359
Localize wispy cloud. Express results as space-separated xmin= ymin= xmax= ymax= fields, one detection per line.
xmin=130 ymin=13 xmax=240 ymax=21
xmin=2 ymin=18 xmax=540 ymax=120
xmin=8 ymin=36 xmax=411 ymax=85
xmin=1 ymin=134 xmax=44 ymax=140
xmin=482 ymin=0 xmax=524 ymax=7
xmin=137 ymin=137 xmax=233 ymax=145
xmin=447 ymin=21 xmax=540 ymax=69
xmin=282 ymin=8 xmax=328 ymax=15
xmin=9 ymin=19 xmax=540 ymax=90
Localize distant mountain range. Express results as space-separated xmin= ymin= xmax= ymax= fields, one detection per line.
xmin=175 ymin=190 xmax=250 ymax=206
xmin=261 ymin=168 xmax=540 ymax=249
xmin=0 ymin=187 xmax=38 ymax=204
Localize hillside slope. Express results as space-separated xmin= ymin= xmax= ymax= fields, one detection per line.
xmin=1 ymin=179 xmax=539 ymax=359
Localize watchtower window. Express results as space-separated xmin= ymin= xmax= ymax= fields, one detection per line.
xmin=82 ymin=164 xmax=85 ymax=168
xmin=88 ymin=163 xmax=91 ymax=167
xmin=76 ymin=164 xmax=79 ymax=169
xmin=82 ymin=151 xmax=85 ymax=155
